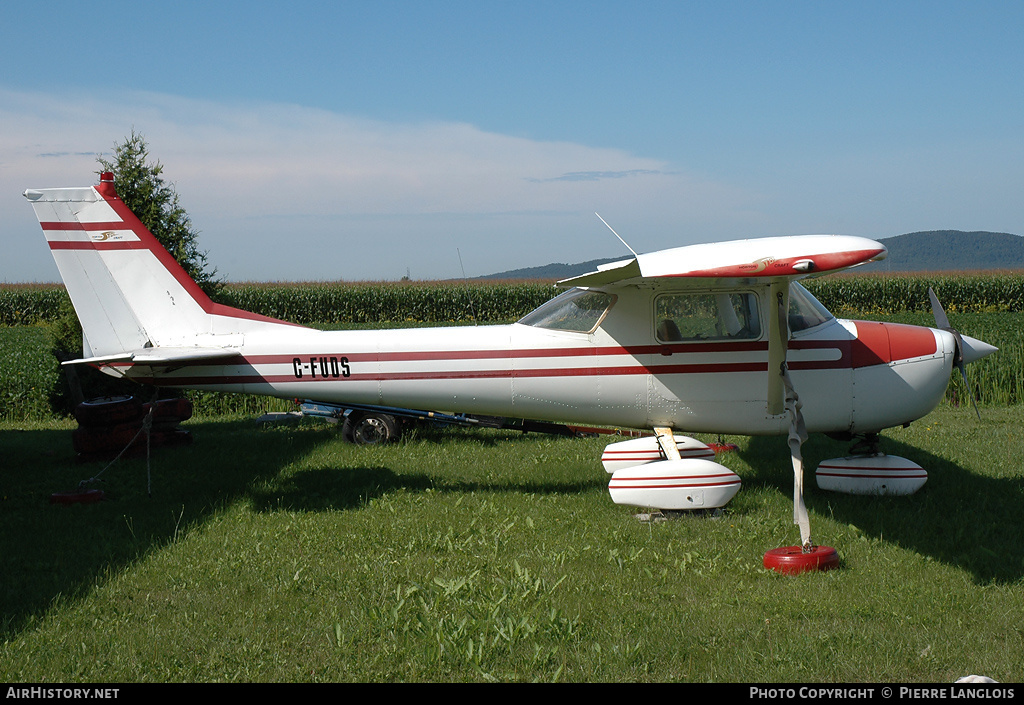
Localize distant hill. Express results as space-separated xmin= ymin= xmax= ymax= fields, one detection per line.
xmin=479 ymin=230 xmax=1024 ymax=279
xmin=867 ymin=230 xmax=1024 ymax=272
xmin=478 ymin=257 xmax=626 ymax=281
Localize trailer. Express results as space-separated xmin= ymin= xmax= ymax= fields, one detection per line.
xmin=296 ymin=400 xmax=639 ymax=444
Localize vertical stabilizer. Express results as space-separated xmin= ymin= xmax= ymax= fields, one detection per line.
xmin=24 ymin=173 xmax=298 ymax=362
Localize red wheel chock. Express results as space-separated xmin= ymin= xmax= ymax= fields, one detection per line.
xmin=50 ymin=489 xmax=105 ymax=505
xmin=763 ymin=545 xmax=839 ymax=575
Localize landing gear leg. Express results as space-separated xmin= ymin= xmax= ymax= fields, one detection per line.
xmin=848 ymin=433 xmax=881 ymax=456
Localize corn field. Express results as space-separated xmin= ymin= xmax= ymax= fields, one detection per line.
xmin=805 ymin=273 xmax=1024 ymax=314
xmin=217 ymin=280 xmax=556 ymax=325
xmin=5 ymin=274 xmax=1024 ymax=327
xmin=0 ymin=285 xmax=72 ymax=326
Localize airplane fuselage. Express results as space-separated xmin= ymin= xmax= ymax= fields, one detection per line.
xmin=122 ymin=281 xmax=956 ymax=437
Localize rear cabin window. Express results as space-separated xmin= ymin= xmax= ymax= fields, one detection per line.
xmin=518 ymin=288 xmax=615 ymax=333
xmin=655 ymin=292 xmax=761 ymax=342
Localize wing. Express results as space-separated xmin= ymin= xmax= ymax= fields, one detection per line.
xmin=558 ymin=234 xmax=887 ymax=288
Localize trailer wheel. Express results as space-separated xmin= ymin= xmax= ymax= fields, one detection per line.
xmin=74 ymin=395 xmax=143 ymax=428
xmin=342 ymin=412 xmax=401 ymax=445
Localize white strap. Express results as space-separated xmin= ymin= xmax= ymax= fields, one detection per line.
xmin=782 ymin=364 xmax=811 ymax=549
xmin=776 ymin=290 xmax=812 ymax=550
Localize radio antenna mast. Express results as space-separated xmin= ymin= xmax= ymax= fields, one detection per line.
xmin=595 ymin=213 xmax=638 ymax=258
xmin=457 ymin=248 xmax=478 ymax=325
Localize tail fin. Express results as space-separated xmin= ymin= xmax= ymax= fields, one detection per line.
xmin=24 ymin=172 xmax=298 ymax=366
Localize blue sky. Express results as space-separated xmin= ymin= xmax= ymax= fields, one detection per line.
xmin=3 ymin=1 xmax=1023 ymax=281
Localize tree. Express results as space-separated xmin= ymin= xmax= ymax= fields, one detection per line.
xmin=97 ymin=131 xmax=222 ymax=297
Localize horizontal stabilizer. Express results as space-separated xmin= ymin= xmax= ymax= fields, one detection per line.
xmin=62 ymin=347 xmax=241 ymax=367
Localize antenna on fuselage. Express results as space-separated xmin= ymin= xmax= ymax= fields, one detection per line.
xmin=595 ymin=213 xmax=639 ymax=258
xmin=457 ymin=247 xmax=478 ymax=325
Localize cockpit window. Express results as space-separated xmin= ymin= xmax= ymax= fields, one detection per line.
xmin=788 ymin=282 xmax=834 ymax=333
xmin=655 ymin=292 xmax=761 ymax=342
xmin=518 ymin=288 xmax=615 ymax=333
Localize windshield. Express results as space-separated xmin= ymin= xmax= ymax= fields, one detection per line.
xmin=789 ymin=282 xmax=834 ymax=333
xmin=518 ymin=288 xmax=615 ymax=333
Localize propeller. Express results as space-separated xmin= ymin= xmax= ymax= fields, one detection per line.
xmin=928 ymin=287 xmax=983 ymax=419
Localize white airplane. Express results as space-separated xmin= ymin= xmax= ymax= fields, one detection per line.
xmin=25 ymin=173 xmax=997 ymax=563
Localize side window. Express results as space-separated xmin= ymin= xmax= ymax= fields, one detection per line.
xmin=655 ymin=292 xmax=761 ymax=342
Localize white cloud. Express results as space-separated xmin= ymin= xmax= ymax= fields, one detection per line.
xmin=0 ymin=89 xmax=757 ymax=282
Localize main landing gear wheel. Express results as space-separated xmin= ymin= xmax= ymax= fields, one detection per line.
xmin=342 ymin=412 xmax=401 ymax=445
xmin=763 ymin=545 xmax=840 ymax=575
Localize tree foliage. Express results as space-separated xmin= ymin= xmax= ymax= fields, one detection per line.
xmin=97 ymin=131 xmax=222 ymax=297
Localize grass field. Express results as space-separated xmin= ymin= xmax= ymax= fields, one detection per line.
xmin=1 ymin=288 xmax=1022 ymax=682
xmin=1 ymin=405 xmax=1021 ymax=682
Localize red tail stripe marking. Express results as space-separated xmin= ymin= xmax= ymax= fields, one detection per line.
xmin=40 ymin=221 xmax=125 ymax=231
xmin=49 ymin=241 xmax=148 ymax=250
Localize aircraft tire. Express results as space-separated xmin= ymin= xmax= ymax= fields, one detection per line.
xmin=74 ymin=396 xmax=144 ymax=428
xmin=342 ymin=412 xmax=401 ymax=445
xmin=763 ymin=545 xmax=840 ymax=575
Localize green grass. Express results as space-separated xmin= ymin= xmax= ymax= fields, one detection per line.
xmin=1 ymin=407 xmax=1022 ymax=682
xmin=2 ymin=298 xmax=1022 ymax=681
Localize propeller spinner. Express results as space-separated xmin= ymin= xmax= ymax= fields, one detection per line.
xmin=928 ymin=287 xmax=998 ymax=419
